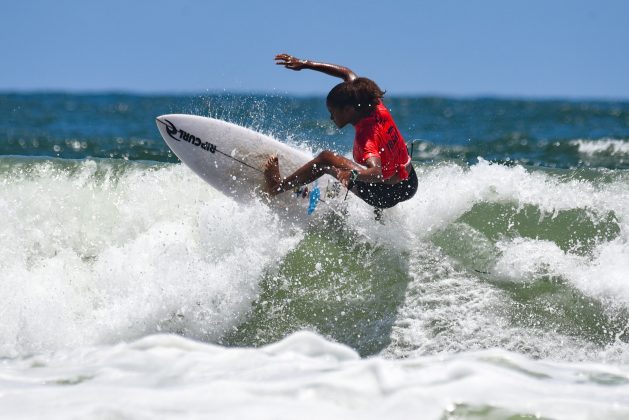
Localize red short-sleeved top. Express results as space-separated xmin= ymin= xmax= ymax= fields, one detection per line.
xmin=353 ymin=101 xmax=411 ymax=180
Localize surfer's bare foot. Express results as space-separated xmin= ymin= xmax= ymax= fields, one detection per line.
xmin=263 ymin=155 xmax=282 ymax=196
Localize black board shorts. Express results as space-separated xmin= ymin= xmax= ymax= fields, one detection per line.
xmin=353 ymin=166 xmax=418 ymax=209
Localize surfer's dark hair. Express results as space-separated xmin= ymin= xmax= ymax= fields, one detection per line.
xmin=326 ymin=77 xmax=385 ymax=111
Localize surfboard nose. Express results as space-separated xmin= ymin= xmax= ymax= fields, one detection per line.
xmin=155 ymin=114 xmax=179 ymax=125
xmin=155 ymin=115 xmax=169 ymax=131
xmin=155 ymin=114 xmax=175 ymax=127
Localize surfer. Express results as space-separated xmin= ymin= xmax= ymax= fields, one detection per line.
xmin=264 ymin=53 xmax=417 ymax=214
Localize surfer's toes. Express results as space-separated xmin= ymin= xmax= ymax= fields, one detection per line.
xmin=263 ymin=155 xmax=278 ymax=170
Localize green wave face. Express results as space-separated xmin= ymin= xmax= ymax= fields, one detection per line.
xmin=224 ymin=215 xmax=412 ymax=357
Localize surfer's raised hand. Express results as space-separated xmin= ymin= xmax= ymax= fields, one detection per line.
xmin=275 ymin=54 xmax=307 ymax=71
xmin=275 ymin=54 xmax=357 ymax=82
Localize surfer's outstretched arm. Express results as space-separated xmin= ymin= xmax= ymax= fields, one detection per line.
xmin=275 ymin=53 xmax=357 ymax=82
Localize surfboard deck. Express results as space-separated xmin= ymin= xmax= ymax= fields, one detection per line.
xmin=155 ymin=114 xmax=347 ymax=221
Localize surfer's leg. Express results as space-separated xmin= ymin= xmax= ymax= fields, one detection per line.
xmin=264 ymin=151 xmax=360 ymax=196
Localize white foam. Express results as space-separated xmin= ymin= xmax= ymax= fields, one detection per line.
xmin=571 ymin=138 xmax=629 ymax=156
xmin=495 ymin=236 xmax=629 ymax=309
xmin=1 ymin=331 xmax=628 ymax=420
xmin=0 ymin=160 xmax=302 ymax=357
xmin=493 ymin=237 xmax=576 ymax=283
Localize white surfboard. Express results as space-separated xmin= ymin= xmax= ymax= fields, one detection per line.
xmin=155 ymin=114 xmax=346 ymax=221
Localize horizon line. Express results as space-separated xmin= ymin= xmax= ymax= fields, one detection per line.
xmin=1 ymin=88 xmax=628 ymax=103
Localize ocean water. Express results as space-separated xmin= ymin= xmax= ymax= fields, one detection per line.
xmin=1 ymin=92 xmax=629 ymax=419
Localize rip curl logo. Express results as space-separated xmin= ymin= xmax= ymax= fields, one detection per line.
xmin=158 ymin=118 xmax=217 ymax=153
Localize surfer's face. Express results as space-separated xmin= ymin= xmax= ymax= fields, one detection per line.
xmin=327 ymin=104 xmax=356 ymax=128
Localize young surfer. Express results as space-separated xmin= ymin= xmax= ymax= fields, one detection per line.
xmin=264 ymin=53 xmax=417 ymax=213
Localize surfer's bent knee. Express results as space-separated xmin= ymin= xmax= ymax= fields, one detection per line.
xmin=315 ymin=150 xmax=337 ymax=164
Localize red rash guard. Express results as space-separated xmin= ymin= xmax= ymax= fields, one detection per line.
xmin=353 ymin=101 xmax=411 ymax=180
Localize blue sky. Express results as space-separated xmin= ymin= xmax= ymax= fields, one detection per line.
xmin=2 ymin=0 xmax=628 ymax=99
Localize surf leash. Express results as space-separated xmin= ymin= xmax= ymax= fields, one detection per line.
xmin=213 ymin=148 xmax=264 ymax=174
xmin=344 ymin=169 xmax=359 ymax=201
